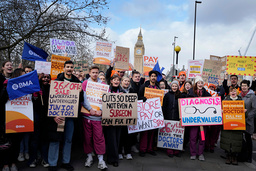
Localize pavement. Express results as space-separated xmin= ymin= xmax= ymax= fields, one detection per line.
xmin=16 ymin=139 xmax=256 ymax=171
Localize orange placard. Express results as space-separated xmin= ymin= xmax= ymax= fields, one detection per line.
xmin=50 ymin=54 xmax=71 ymax=80
xmin=222 ymin=100 xmax=246 ymax=130
xmin=144 ymin=87 xmax=164 ymax=106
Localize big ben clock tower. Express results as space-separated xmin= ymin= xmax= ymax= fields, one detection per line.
xmin=134 ymin=28 xmax=145 ymax=74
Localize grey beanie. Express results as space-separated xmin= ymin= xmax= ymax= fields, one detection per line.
xmin=170 ymin=80 xmax=179 ymax=87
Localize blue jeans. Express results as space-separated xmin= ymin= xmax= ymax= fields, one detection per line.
xmin=48 ymin=118 xmax=74 ymax=166
xmin=20 ymin=133 xmax=30 ymax=153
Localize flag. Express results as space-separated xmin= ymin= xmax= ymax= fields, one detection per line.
xmin=7 ymin=70 xmax=40 ymax=100
xmin=152 ymin=61 xmax=165 ymax=82
xmin=22 ymin=42 xmax=48 ymax=61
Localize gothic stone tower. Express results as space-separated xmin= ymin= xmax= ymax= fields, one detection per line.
xmin=134 ymin=28 xmax=145 ymax=74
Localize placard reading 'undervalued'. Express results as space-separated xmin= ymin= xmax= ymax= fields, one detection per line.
xmin=101 ymin=93 xmax=137 ymax=126
xmin=179 ymin=96 xmax=222 ymax=126
xmin=48 ymin=81 xmax=81 ymax=118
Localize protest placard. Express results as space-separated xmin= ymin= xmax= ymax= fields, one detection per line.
xmin=203 ymin=83 xmax=217 ymax=97
xmin=115 ymin=46 xmax=129 ymax=70
xmin=143 ymin=56 xmax=158 ymax=76
xmin=48 ymin=81 xmax=81 ymax=118
xmin=35 ymin=61 xmax=51 ymax=74
xmin=157 ymin=120 xmax=184 ymax=150
xmin=93 ymin=41 xmax=113 ymax=65
xmin=101 ymin=93 xmax=137 ymax=126
xmin=202 ymin=59 xmax=224 ymax=84
xmin=222 ymin=100 xmax=246 ymax=130
xmin=5 ymin=95 xmax=33 ymax=133
xmin=73 ymin=61 xmax=89 ymax=74
xmin=210 ymin=55 xmax=227 ymax=71
xmin=187 ymin=59 xmax=204 ymax=78
xmin=50 ymin=54 xmax=70 ymax=80
xmin=128 ymin=98 xmax=165 ymax=134
xmin=50 ymin=38 xmax=77 ymax=55
xmin=226 ymin=55 xmax=256 ymax=76
xmin=179 ymin=96 xmax=222 ymax=126
xmin=81 ymin=81 xmax=109 ymax=113
xmin=144 ymin=87 xmax=164 ymax=106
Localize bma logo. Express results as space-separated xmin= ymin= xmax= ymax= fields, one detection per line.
xmin=12 ymin=80 xmax=33 ymax=90
xmin=28 ymin=50 xmax=43 ymax=59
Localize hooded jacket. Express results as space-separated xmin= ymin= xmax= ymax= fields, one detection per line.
xmin=162 ymin=90 xmax=181 ymax=121
xmin=240 ymin=89 xmax=256 ymax=134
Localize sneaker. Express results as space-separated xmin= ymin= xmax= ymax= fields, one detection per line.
xmin=199 ymin=154 xmax=205 ymax=161
xmin=85 ymin=157 xmax=93 ymax=167
xmin=190 ymin=156 xmax=196 ymax=160
xmin=10 ymin=165 xmax=18 ymax=171
xmin=98 ymin=160 xmax=108 ymax=170
xmin=60 ymin=163 xmax=74 ymax=171
xmin=118 ymin=154 xmax=123 ymax=160
xmin=126 ymin=154 xmax=133 ymax=160
xmin=25 ymin=153 xmax=29 ymax=160
xmin=41 ymin=159 xmax=49 ymax=168
xmin=131 ymin=145 xmax=139 ymax=153
xmin=148 ymin=151 xmax=157 ymax=156
xmin=29 ymin=159 xmax=37 ymax=168
xmin=17 ymin=153 xmax=25 ymax=162
xmin=2 ymin=166 xmax=10 ymax=171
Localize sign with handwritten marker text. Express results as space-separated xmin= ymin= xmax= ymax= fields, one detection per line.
xmin=115 ymin=46 xmax=130 ymax=70
xmin=128 ymin=98 xmax=165 ymax=133
xmin=48 ymin=81 xmax=81 ymax=118
xmin=179 ymin=96 xmax=222 ymax=126
xmin=101 ymin=93 xmax=137 ymax=126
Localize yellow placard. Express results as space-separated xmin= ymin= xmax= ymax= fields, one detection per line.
xmin=226 ymin=56 xmax=256 ymax=76
xmin=144 ymin=88 xmax=164 ymax=106
xmin=50 ymin=55 xmax=71 ymax=80
xmin=222 ymin=100 xmax=246 ymax=130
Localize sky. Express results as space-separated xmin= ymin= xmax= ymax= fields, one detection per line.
xmin=95 ymin=0 xmax=256 ymax=74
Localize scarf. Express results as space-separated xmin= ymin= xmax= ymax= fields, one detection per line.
xmin=197 ymin=89 xmax=203 ymax=97
xmin=241 ymin=90 xmax=249 ymax=97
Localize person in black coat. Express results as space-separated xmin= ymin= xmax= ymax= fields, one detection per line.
xmin=162 ymin=80 xmax=182 ymax=157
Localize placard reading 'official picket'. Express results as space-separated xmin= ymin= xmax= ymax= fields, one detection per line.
xmin=179 ymin=96 xmax=222 ymax=126
xmin=157 ymin=120 xmax=184 ymax=150
xmin=128 ymin=98 xmax=165 ymax=134
xmin=48 ymin=81 xmax=81 ymax=118
xmin=102 ymin=93 xmax=137 ymax=126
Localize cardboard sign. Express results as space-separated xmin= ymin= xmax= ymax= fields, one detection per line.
xmin=93 ymin=41 xmax=113 ymax=65
xmin=74 ymin=61 xmax=89 ymax=74
xmin=179 ymin=96 xmax=222 ymax=126
xmin=82 ymin=81 xmax=109 ymax=113
xmin=187 ymin=59 xmax=204 ymax=78
xmin=143 ymin=56 xmax=158 ymax=76
xmin=50 ymin=38 xmax=77 ymax=55
xmin=222 ymin=100 xmax=246 ymax=130
xmin=35 ymin=61 xmax=51 ymax=74
xmin=144 ymin=87 xmax=164 ymax=106
xmin=157 ymin=120 xmax=184 ymax=150
xmin=128 ymin=98 xmax=165 ymax=133
xmin=115 ymin=46 xmax=129 ymax=70
xmin=226 ymin=55 xmax=256 ymax=76
xmin=50 ymin=55 xmax=70 ymax=80
xmin=202 ymin=59 xmax=224 ymax=83
xmin=101 ymin=93 xmax=137 ymax=126
xmin=48 ymin=81 xmax=81 ymax=118
xmin=210 ymin=55 xmax=227 ymax=71
xmin=5 ymin=95 xmax=33 ymax=133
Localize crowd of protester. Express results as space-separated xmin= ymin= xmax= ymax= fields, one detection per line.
xmin=0 ymin=60 xmax=256 ymax=171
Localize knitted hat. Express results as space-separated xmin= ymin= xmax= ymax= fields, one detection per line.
xmin=170 ymin=80 xmax=179 ymax=87
xmin=111 ymin=70 xmax=120 ymax=78
xmin=208 ymin=83 xmax=216 ymax=90
xmin=195 ymin=76 xmax=204 ymax=84
xmin=179 ymin=71 xmax=186 ymax=77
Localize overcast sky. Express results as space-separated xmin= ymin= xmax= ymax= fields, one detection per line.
xmin=96 ymin=0 xmax=256 ymax=74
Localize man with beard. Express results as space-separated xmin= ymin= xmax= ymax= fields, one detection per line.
xmin=138 ymin=70 xmax=160 ymax=157
xmin=48 ymin=61 xmax=82 ymax=171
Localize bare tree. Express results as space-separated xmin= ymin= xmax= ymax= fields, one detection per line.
xmin=0 ymin=0 xmax=109 ymax=64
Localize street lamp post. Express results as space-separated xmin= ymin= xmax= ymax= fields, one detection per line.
xmin=172 ymin=36 xmax=178 ymax=80
xmin=175 ymin=46 xmax=181 ymax=76
xmin=193 ymin=1 xmax=202 ymax=60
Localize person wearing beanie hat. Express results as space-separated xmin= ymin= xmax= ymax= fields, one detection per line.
xmin=162 ymin=79 xmax=182 ymax=157
xmin=188 ymin=76 xmax=211 ymax=161
xmin=178 ymin=71 xmax=186 ymax=92
xmin=208 ymin=84 xmax=216 ymax=91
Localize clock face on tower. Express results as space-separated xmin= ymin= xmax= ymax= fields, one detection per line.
xmin=136 ymin=49 xmax=142 ymax=55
